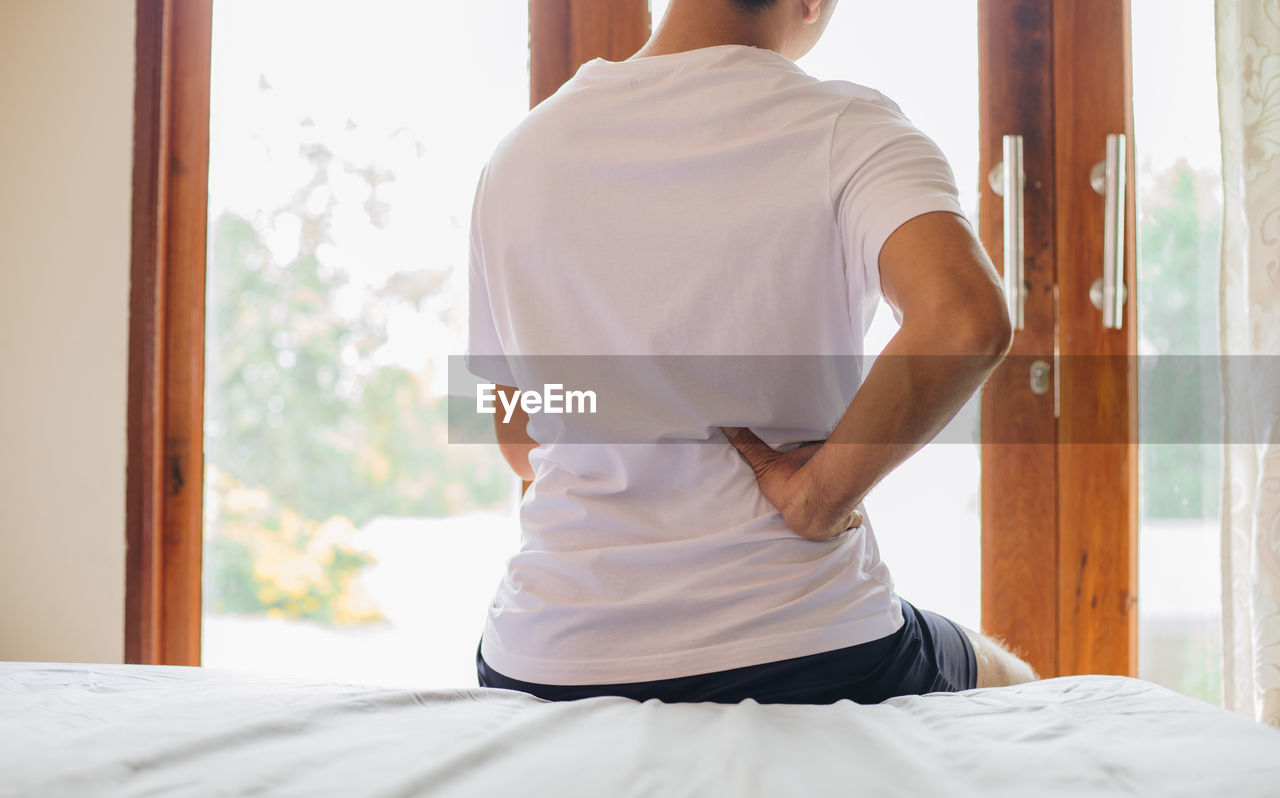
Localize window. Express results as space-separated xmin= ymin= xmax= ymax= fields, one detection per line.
xmin=201 ymin=0 xmax=529 ymax=687
xmin=1132 ymin=0 xmax=1223 ymax=705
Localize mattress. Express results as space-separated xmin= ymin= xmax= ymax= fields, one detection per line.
xmin=2 ymin=661 xmax=1278 ymax=797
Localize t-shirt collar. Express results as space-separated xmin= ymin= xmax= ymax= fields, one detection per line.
xmin=581 ymin=43 xmax=805 ymax=76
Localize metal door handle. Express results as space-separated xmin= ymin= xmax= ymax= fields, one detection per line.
xmin=1090 ymin=134 xmax=1127 ymax=330
xmin=988 ymin=135 xmax=1026 ymax=330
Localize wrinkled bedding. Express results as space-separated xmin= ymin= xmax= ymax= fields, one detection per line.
xmin=2 ymin=661 xmax=1278 ymax=797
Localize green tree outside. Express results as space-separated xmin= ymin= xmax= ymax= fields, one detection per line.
xmin=1137 ymin=160 xmax=1222 ymax=520
xmin=203 ymin=121 xmax=514 ymax=624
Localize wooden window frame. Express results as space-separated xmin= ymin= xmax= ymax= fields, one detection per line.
xmin=126 ymin=0 xmax=213 ymax=665
xmin=126 ymin=0 xmax=1136 ymax=679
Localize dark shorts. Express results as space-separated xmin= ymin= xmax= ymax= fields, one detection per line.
xmin=474 ymin=598 xmax=978 ymax=704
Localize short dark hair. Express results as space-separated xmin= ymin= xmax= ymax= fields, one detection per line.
xmin=728 ymin=0 xmax=781 ymax=14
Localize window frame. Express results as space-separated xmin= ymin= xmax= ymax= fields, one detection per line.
xmin=126 ymin=0 xmax=1138 ymax=679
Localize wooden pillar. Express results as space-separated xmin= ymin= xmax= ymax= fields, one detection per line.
xmin=125 ymin=0 xmax=213 ymax=666
xmin=530 ymin=0 xmax=651 ymax=108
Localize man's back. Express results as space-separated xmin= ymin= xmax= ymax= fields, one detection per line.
xmin=467 ymin=44 xmax=966 ymax=685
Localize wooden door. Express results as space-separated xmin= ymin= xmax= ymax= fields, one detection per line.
xmin=979 ymin=0 xmax=1138 ymax=678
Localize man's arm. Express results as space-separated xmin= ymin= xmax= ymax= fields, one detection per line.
xmin=493 ymin=384 xmax=537 ymax=482
xmin=723 ymin=210 xmax=1012 ymax=541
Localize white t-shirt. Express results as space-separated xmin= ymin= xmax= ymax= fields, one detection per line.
xmin=466 ymin=43 xmax=967 ymax=685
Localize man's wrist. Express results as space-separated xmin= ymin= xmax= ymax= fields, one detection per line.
xmin=797 ymin=444 xmax=868 ymax=531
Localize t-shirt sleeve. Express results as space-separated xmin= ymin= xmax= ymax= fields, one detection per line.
xmin=830 ymin=95 xmax=969 ymax=325
xmin=465 ymin=163 xmax=518 ymax=387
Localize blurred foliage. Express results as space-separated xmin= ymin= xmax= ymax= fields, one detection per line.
xmin=205 ymin=466 xmax=384 ymax=625
xmin=1137 ymin=161 xmax=1223 ymax=519
xmin=204 ymin=117 xmax=514 ymax=622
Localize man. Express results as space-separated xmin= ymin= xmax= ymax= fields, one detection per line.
xmin=465 ymin=0 xmax=1038 ymax=703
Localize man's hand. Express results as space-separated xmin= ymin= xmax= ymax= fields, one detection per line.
xmin=494 ymin=384 xmax=536 ymax=482
xmin=721 ymin=428 xmax=863 ymax=542
xmin=723 ymin=212 xmax=1010 ymax=543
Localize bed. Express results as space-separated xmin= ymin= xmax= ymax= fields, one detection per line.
xmin=3 ymin=661 xmax=1278 ymax=797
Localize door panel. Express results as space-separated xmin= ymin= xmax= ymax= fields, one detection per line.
xmin=1052 ymin=0 xmax=1139 ymax=677
xmin=979 ymin=0 xmax=1139 ymax=678
xmin=978 ymin=0 xmax=1060 ymax=678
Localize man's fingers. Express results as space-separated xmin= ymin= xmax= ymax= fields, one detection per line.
xmin=720 ymin=427 xmax=777 ymax=470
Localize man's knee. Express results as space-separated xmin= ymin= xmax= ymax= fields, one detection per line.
xmin=958 ymin=625 xmax=1039 ymax=688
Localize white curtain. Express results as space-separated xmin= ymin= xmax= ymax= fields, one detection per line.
xmin=1216 ymin=0 xmax=1280 ymax=728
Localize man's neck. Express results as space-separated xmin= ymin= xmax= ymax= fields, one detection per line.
xmin=629 ymin=3 xmax=784 ymax=60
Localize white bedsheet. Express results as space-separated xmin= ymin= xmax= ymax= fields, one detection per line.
xmin=2 ymin=662 xmax=1277 ymax=797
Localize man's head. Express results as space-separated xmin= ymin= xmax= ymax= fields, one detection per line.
xmin=647 ymin=0 xmax=840 ymax=62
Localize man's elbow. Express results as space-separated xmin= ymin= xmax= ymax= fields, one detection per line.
xmin=951 ymin=298 xmax=1014 ymax=360
xmin=984 ymin=305 xmax=1015 ymax=359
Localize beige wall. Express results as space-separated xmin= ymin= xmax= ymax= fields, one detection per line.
xmin=0 ymin=1 xmax=136 ymax=662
